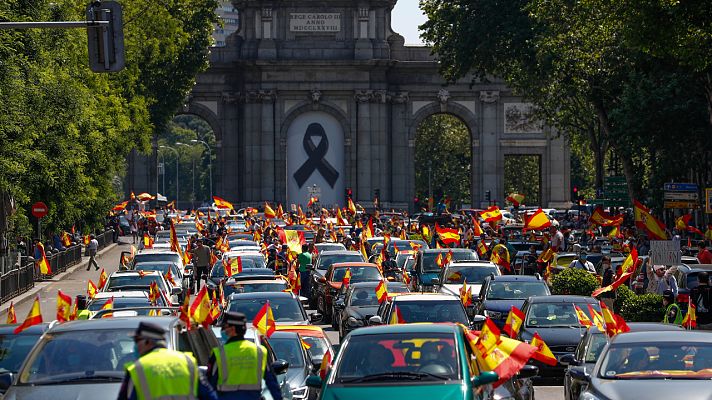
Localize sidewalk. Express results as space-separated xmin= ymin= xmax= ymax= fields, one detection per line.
xmin=1 ymin=238 xmax=128 ymax=319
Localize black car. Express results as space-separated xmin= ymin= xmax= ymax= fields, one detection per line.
xmin=334 ymin=281 xmax=409 ymax=339
xmin=517 ymin=295 xmax=600 ymax=378
xmin=561 ymin=323 xmax=684 ymax=400
xmin=0 ymin=323 xmax=50 ymax=394
xmin=205 ymin=260 xmax=262 ymax=294
xmin=266 ymin=331 xmax=315 ymax=400
xmin=227 ymin=292 xmax=319 ymax=325
xmin=575 ymin=331 xmax=712 ymax=400
xmin=474 ymin=275 xmax=550 ymax=329
xmin=309 ymin=250 xmax=366 ymax=307
xmin=671 ymin=263 xmax=712 ymax=304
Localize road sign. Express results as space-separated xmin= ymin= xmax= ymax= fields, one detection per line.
xmin=663 ymin=183 xmax=698 ymax=192
xmin=31 ymin=202 xmax=48 ymax=218
xmin=650 ymin=240 xmax=681 ymax=266
xmin=664 ymin=201 xmax=699 ymax=209
xmin=706 ymin=188 xmax=712 ymax=214
xmin=664 ymin=192 xmax=698 ymax=201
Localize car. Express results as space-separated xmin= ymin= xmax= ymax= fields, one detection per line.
xmin=412 ymin=249 xmax=478 ymax=291
xmin=86 ymin=291 xmax=169 ymax=317
xmin=575 ymin=331 xmax=712 ymax=400
xmin=334 ymin=281 xmax=409 ymax=339
xmin=560 ymin=323 xmax=684 ymax=400
xmin=266 ymin=331 xmax=315 ymax=400
xmin=275 ymin=325 xmax=335 ymax=367
xmin=669 ymin=263 xmax=712 ymax=304
xmin=313 ymin=262 xmax=383 ymax=324
xmin=206 ymin=258 xmax=261 ymax=294
xmin=517 ymin=295 xmax=601 ymax=378
xmin=226 ymin=292 xmax=319 ymax=325
xmin=102 ymin=270 xmax=181 ymax=305
xmin=133 ymin=260 xmax=185 ymax=297
xmin=122 ymin=249 xmax=187 ymax=274
xmin=371 ymin=293 xmax=471 ymax=327
xmin=227 ymin=239 xmax=261 ymax=251
xmin=385 ymin=239 xmax=429 ymax=255
xmin=1 ymin=316 xmax=219 ymax=399
xmin=0 ymin=323 xmax=50 ymax=394
xmin=305 ymin=323 xmax=530 ymax=400
xmin=314 ymin=243 xmax=346 ymax=253
xmin=309 ymin=251 xmax=366 ymax=307
xmin=439 ymin=260 xmax=500 ymax=302
xmin=473 ymin=275 xmax=550 ymax=329
xmin=223 ymin=277 xmax=292 ymax=297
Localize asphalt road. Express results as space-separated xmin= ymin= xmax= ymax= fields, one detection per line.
xmin=9 ymin=236 xmax=565 ymax=400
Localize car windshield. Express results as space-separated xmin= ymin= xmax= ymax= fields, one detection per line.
xmin=211 ymin=260 xmax=257 ymax=278
xmin=133 ymin=253 xmax=181 ymax=265
xmin=106 ymin=275 xmax=165 ymax=291
xmin=422 ymin=251 xmax=477 ymax=273
xmin=387 ymin=240 xmax=427 ymax=254
xmin=228 ymin=297 xmax=305 ymax=322
xmin=135 ymin=263 xmax=175 ymax=275
xmin=318 ymin=254 xmax=365 ymax=271
xmin=333 ymin=267 xmax=381 ymax=282
xmin=225 ymin=282 xmax=288 ymax=296
xmin=347 ymin=287 xmax=380 ymax=307
xmin=0 ymin=334 xmax=42 ymax=373
xmin=526 ymin=303 xmax=598 ymax=327
xmin=396 ymin=301 xmax=469 ymax=325
xmin=19 ymin=329 xmax=135 ymax=384
xmin=239 ymin=255 xmax=266 ymax=269
xmin=443 ymin=265 xmax=499 ymax=284
xmin=599 ymin=342 xmax=712 ymax=379
xmin=585 ymin=333 xmax=608 ymax=363
xmin=334 ymin=332 xmax=460 ymax=382
xmin=486 ymin=281 xmax=548 ymax=300
xmin=87 ymin=297 xmax=153 ymax=311
xmin=268 ymin=337 xmax=305 ymax=367
xmin=555 ymin=256 xmax=576 ymax=267
xmin=301 ymin=336 xmax=328 ymax=362
xmin=316 ymin=244 xmax=345 ymax=252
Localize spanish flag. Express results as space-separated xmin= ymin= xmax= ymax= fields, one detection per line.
xmin=319 ymin=351 xmax=332 ymax=380
xmin=336 ymin=208 xmax=348 ymax=225
xmin=375 ymin=280 xmax=388 ymax=303
xmin=459 ymin=280 xmax=473 ymax=307
xmin=61 ymin=231 xmax=72 ymax=247
xmin=169 ymin=220 xmax=181 ymax=253
xmin=435 ymin=223 xmax=460 ymax=245
xmin=359 ymin=240 xmax=368 ymax=261
xmin=480 ymin=206 xmax=503 ymax=224
xmin=590 ymin=207 xmax=624 ymax=227
xmin=213 ymin=196 xmax=235 ymax=210
xmin=264 ymin=202 xmax=277 ymax=219
xmin=600 ymin=302 xmax=629 ymax=337
xmin=477 ymin=240 xmax=489 ymax=258
xmin=471 ymin=216 xmax=484 ymax=237
xmin=179 ymin=290 xmax=192 ymax=329
xmin=523 ymin=208 xmax=551 ymax=231
xmin=633 ymin=200 xmax=667 ymax=240
xmin=506 ymin=193 xmax=525 ymax=207
xmin=476 ymin=318 xmax=502 ymax=355
xmin=675 ymin=214 xmax=703 ymax=235
xmin=682 ymin=302 xmax=697 ymax=329
xmin=342 ymin=268 xmax=352 ymax=286
xmin=148 ymin=282 xmax=161 ymax=304
xmin=490 ymin=244 xmax=511 ymax=272
xmin=538 ymin=248 xmax=555 ymax=263
xmin=112 ymin=201 xmax=128 ymax=212
xmin=137 ymin=192 xmax=154 ymax=202
xmin=87 ymin=279 xmax=98 ymax=299
xmin=100 ymin=296 xmax=114 ymax=318
xmin=591 ymin=251 xmax=639 ymax=297
xmin=465 ymin=329 xmax=537 ymax=387
xmin=56 ymin=290 xmax=72 ymax=322
xmin=225 ymin=257 xmax=243 ymax=277
xmin=98 ymin=268 xmax=108 ymax=290
xmin=36 ymin=242 xmax=51 ymax=275
xmin=165 ymin=268 xmax=176 ymax=286
xmin=190 ymin=286 xmax=212 ymax=324
xmin=574 ymin=305 xmax=593 ymax=327
xmin=83 ymin=235 xmax=90 ymax=245
xmin=347 ymin=198 xmax=357 ymax=215
xmin=587 ymin=305 xmax=606 ymax=331
xmin=253 ymin=302 xmax=276 ymax=337
xmin=284 ymin=230 xmax=306 ymax=253
xmin=6 ymin=302 xmax=16 ymax=324
xmin=14 ymin=297 xmax=42 ymax=334
xmin=503 ymin=306 xmax=525 ymax=338
xmin=530 ymin=333 xmax=557 ymax=366
xmin=143 ymin=233 xmax=154 ymax=249
xmin=389 ymin=305 xmax=406 ymax=324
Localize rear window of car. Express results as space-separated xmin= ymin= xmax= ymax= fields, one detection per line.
xmin=228 ymin=297 xmax=305 ymax=322
xmin=332 ymin=267 xmax=382 ymax=282
xmin=318 ymin=254 xmax=365 ymax=270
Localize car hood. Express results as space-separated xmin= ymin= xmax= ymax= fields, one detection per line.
xmin=589 ymin=378 xmax=712 ymax=400
xmin=345 ymin=306 xmax=379 ymax=320
xmin=482 ymin=299 xmax=525 ymax=314
xmin=520 ymin=326 xmax=584 ymax=348
xmin=441 ymin=284 xmax=482 ymax=299
xmin=322 ymin=382 xmax=467 ymax=400
xmin=5 ymin=383 xmax=121 ymax=400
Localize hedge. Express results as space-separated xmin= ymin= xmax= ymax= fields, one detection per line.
xmin=550 ymin=268 xmax=599 ymax=296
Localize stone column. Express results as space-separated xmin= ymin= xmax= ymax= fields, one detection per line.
xmin=220 ymin=92 xmax=240 ymax=203
xmin=480 ymin=90 xmax=500 ymax=207
xmin=258 ymin=7 xmax=276 ymax=59
xmin=354 ymin=7 xmax=373 ymax=60
xmin=259 ymin=90 xmax=277 ymax=201
xmin=389 ymin=91 xmax=409 ymax=208
xmin=355 ymin=90 xmax=372 ymax=203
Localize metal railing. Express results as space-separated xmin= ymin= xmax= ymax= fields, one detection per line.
xmin=1 ymin=257 xmax=35 ymax=304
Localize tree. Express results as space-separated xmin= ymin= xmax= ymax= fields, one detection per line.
xmin=504 ymin=155 xmax=540 ymax=206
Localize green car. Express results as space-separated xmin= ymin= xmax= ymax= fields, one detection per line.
xmin=306 ymin=323 xmax=501 ymax=400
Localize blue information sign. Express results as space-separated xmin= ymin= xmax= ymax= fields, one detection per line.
xmin=663 ymin=183 xmax=698 ymax=192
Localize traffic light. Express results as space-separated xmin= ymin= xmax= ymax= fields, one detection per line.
xmin=86 ymin=1 xmax=125 ymax=72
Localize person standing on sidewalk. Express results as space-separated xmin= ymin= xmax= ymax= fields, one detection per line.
xmin=86 ymin=234 xmax=99 ymax=271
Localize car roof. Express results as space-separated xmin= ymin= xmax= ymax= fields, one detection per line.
xmin=349 ymin=323 xmax=459 ymax=336
xmin=110 ymin=270 xmax=162 ymax=276
xmin=610 ymin=330 xmax=712 ymax=344
xmin=489 ymin=275 xmax=543 ymax=282
xmin=0 ymin=322 xmax=50 ymax=334
xmin=393 ymin=293 xmax=460 ymax=302
xmin=91 ymin=291 xmax=148 ymax=299
xmin=681 ymin=264 xmax=712 ymax=272
xmin=447 ymin=261 xmax=497 ymax=267
xmin=228 ymin=291 xmax=295 ymax=300
xmin=268 ymin=331 xmax=299 ymax=340
xmin=136 ymin=250 xmax=179 ymax=255
xmin=319 ymin=250 xmax=362 ymax=256
xmin=422 ymin=248 xmax=473 ymax=254
xmin=331 ymin=262 xmax=379 ymax=268
xmin=526 ymin=295 xmax=595 ymax=303
xmin=46 ymin=316 xmax=179 ymax=333
xmin=625 ymin=322 xmax=685 ymax=332
xmin=231 ymin=279 xmax=287 ymax=285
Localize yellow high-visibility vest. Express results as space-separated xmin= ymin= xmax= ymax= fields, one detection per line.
xmin=127 ymin=348 xmax=198 ymax=400
xmin=212 ymin=340 xmax=266 ymax=392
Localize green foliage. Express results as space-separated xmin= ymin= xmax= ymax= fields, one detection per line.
xmin=504 ymin=155 xmax=540 ymax=205
xmin=620 ymin=292 xmax=664 ymax=323
xmin=414 ymin=114 xmax=471 ymax=207
xmin=550 ymin=268 xmax=600 ymax=296
xmin=613 ymin=285 xmax=635 ymax=314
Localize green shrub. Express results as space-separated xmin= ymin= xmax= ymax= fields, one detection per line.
xmin=613 ymin=285 xmax=635 ymax=314
xmin=550 ymin=268 xmax=600 ymax=296
xmin=620 ymin=292 xmax=664 ymax=322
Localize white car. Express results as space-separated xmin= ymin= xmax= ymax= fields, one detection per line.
xmin=86 ymin=291 xmax=169 ymax=318
xmin=103 ymin=270 xmax=181 ymax=305
xmin=222 ymin=250 xmax=267 ymax=269
xmin=438 ymin=260 xmax=501 ymax=301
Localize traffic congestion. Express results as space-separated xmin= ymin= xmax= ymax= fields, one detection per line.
xmin=2 ymin=194 xmax=712 ymax=400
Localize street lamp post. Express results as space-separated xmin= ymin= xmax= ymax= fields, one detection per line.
xmin=176 ymin=142 xmax=195 ymax=209
xmin=191 ymin=139 xmax=213 ymax=201
xmin=159 ymin=145 xmax=179 ymax=208
xmin=157 ymin=151 xmax=166 ymax=196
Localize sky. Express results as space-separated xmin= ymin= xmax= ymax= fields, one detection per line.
xmin=391 ymin=1 xmax=427 ymax=45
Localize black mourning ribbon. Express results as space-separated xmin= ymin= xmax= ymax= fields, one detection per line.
xmin=293 ymin=123 xmax=340 ymax=188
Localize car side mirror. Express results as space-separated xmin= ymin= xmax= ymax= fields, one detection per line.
xmin=471 ymin=315 xmax=486 ymax=324
xmin=368 ymin=315 xmax=383 ymax=325
xmin=568 ymin=366 xmax=590 ymax=382
xmin=171 ymin=287 xmax=182 ymax=296
xmin=472 ymin=371 xmax=498 ymax=387
xmin=559 ymin=353 xmax=577 ymax=367
xmin=306 ymin=375 xmax=323 ymax=388
xmin=310 ymin=313 xmax=323 ymax=323
xmin=271 ymin=359 xmax=290 ymax=375
xmin=516 ymin=364 xmax=539 ymax=379
xmin=0 ymin=372 xmax=13 ymax=391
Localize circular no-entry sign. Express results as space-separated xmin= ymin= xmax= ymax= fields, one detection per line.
xmin=31 ymin=202 xmax=48 ymax=218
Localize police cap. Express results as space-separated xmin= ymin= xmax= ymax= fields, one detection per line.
xmin=131 ymin=321 xmax=167 ymax=341
xmin=223 ymin=311 xmax=247 ymax=327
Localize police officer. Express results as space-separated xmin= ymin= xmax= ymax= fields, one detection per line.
xmin=75 ymin=295 xmax=91 ymax=320
xmin=208 ymin=311 xmax=283 ymax=400
xmin=117 ymin=322 xmax=217 ymax=400
xmin=662 ymin=290 xmax=683 ymax=325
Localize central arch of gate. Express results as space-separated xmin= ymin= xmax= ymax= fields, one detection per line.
xmin=181 ymin=0 xmax=570 ymax=210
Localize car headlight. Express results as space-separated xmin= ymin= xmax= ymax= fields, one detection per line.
xmin=347 ymin=316 xmax=363 ymax=327
xmin=580 ymin=392 xmax=603 ymax=400
xmin=291 ymin=386 xmax=308 ymax=400
xmin=484 ymin=310 xmax=503 ymax=319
